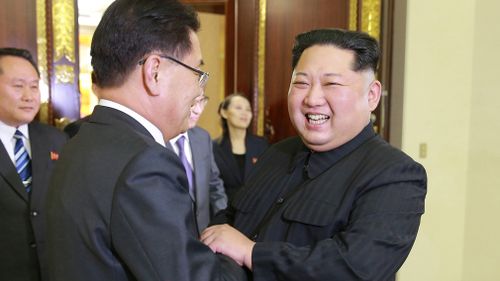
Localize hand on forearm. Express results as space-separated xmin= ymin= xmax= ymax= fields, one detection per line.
xmin=201 ymin=224 xmax=255 ymax=269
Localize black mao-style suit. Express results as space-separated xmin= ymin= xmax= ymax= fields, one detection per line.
xmin=223 ymin=126 xmax=427 ymax=281
xmin=212 ymin=134 xmax=268 ymax=202
xmin=0 ymin=121 xmax=67 ymax=281
xmin=46 ymin=105 xmax=245 ymax=281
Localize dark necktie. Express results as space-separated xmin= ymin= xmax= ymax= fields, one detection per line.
xmin=175 ymin=136 xmax=195 ymax=200
xmin=13 ymin=130 xmax=32 ymax=193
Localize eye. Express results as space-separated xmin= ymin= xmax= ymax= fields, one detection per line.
xmin=13 ymin=84 xmax=24 ymax=89
xmin=292 ymin=81 xmax=308 ymax=85
xmin=292 ymin=81 xmax=309 ymax=89
xmin=324 ymin=81 xmax=342 ymax=86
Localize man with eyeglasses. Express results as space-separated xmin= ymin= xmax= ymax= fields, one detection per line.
xmin=46 ymin=0 xmax=245 ymax=280
xmin=168 ymin=94 xmax=228 ymax=235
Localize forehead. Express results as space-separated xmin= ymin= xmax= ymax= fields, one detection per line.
xmin=229 ymin=96 xmax=250 ymax=107
xmin=183 ymin=31 xmax=202 ymax=63
xmin=295 ymin=45 xmax=355 ymax=73
xmin=0 ymin=56 xmax=39 ymax=79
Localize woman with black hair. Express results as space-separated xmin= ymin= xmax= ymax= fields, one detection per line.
xmin=213 ymin=93 xmax=268 ymax=202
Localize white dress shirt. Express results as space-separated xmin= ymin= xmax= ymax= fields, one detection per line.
xmin=0 ymin=121 xmax=31 ymax=165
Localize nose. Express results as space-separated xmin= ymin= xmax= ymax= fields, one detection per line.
xmin=303 ymin=83 xmax=325 ymax=107
xmin=21 ymin=88 xmax=36 ymax=102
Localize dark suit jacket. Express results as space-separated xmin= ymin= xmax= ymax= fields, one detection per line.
xmin=167 ymin=127 xmax=228 ymax=233
xmin=63 ymin=115 xmax=90 ymax=138
xmin=212 ymin=134 xmax=268 ymax=202
xmin=225 ymin=134 xmax=427 ymax=281
xmin=0 ymin=121 xmax=67 ymax=281
xmin=46 ymin=106 xmax=245 ymax=281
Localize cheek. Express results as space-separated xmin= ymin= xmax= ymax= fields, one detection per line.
xmin=288 ymin=98 xmax=304 ymax=127
xmin=287 ymin=94 xmax=302 ymax=114
xmin=325 ymin=93 xmax=354 ymax=113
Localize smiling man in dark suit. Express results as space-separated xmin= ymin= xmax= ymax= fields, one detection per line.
xmin=169 ymin=94 xmax=228 ymax=234
xmin=202 ymin=28 xmax=427 ymax=281
xmin=0 ymin=47 xmax=67 ymax=281
xmin=45 ymin=1 xmax=245 ymax=281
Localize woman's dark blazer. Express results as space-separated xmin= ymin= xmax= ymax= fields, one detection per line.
xmin=213 ymin=133 xmax=268 ymax=202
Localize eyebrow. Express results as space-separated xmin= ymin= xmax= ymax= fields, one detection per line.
xmin=11 ymin=77 xmax=40 ymax=83
xmin=294 ymin=72 xmax=342 ymax=78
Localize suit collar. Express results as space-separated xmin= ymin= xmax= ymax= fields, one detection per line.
xmin=97 ymin=99 xmax=166 ymax=146
xmin=289 ymin=123 xmax=376 ymax=179
xmin=89 ymin=105 xmax=156 ymax=142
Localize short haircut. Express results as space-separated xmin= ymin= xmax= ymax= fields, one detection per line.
xmin=0 ymin=47 xmax=40 ymax=77
xmin=91 ymin=0 xmax=200 ymax=88
xmin=291 ymin=28 xmax=380 ymax=72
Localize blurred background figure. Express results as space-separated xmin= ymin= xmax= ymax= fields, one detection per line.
xmin=0 ymin=47 xmax=67 ymax=281
xmin=213 ymin=93 xmax=268 ymax=202
xmin=169 ymin=94 xmax=228 ymax=234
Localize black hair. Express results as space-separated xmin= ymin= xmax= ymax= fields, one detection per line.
xmin=91 ymin=0 xmax=200 ymax=88
xmin=217 ymin=92 xmax=249 ymax=136
xmin=0 ymin=47 xmax=40 ymax=77
xmin=291 ymin=28 xmax=379 ymax=72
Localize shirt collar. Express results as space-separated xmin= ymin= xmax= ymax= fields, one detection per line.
xmin=98 ymin=99 xmax=166 ymax=147
xmin=289 ymin=122 xmax=376 ymax=179
xmin=0 ymin=121 xmax=29 ymax=140
xmin=169 ymin=131 xmax=189 ymax=149
xmin=170 ymin=131 xmax=189 ymax=144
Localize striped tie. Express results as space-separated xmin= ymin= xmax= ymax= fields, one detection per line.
xmin=13 ymin=130 xmax=32 ymax=192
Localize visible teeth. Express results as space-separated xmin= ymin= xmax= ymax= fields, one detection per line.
xmin=306 ymin=114 xmax=329 ymax=124
xmin=307 ymin=114 xmax=328 ymax=121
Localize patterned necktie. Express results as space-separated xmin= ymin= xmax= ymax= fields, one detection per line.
xmin=175 ymin=136 xmax=195 ymax=200
xmin=13 ymin=130 xmax=32 ymax=192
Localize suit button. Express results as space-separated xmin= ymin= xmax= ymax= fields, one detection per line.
xmin=30 ymin=243 xmax=37 ymax=248
xmin=276 ymin=197 xmax=284 ymax=204
xmin=31 ymin=211 xmax=38 ymax=217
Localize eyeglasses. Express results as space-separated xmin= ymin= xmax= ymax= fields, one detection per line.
xmin=139 ymin=54 xmax=209 ymax=88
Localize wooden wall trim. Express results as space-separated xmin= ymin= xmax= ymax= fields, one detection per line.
xmin=254 ymin=0 xmax=266 ymax=136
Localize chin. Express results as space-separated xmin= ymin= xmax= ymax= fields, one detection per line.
xmin=301 ymin=133 xmax=334 ymax=148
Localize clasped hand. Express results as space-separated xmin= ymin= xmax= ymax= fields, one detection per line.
xmin=200 ymin=224 xmax=255 ymax=270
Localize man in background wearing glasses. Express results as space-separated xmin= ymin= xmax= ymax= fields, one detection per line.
xmin=46 ymin=0 xmax=245 ymax=280
xmin=169 ymin=94 xmax=228 ymax=235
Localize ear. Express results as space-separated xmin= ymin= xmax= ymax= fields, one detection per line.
xmin=142 ymin=55 xmax=162 ymax=96
xmin=367 ymin=80 xmax=382 ymax=111
xmin=220 ymin=108 xmax=228 ymax=119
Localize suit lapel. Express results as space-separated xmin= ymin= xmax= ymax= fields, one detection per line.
xmin=0 ymin=138 xmax=29 ymax=202
xmin=28 ymin=123 xmax=50 ymax=207
xmin=188 ymin=130 xmax=202 ymax=202
xmin=218 ymin=137 xmax=243 ymax=184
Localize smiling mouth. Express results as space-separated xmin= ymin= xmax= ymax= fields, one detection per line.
xmin=306 ymin=113 xmax=330 ymax=125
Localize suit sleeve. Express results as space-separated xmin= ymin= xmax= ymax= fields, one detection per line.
xmin=110 ymin=146 xmax=246 ymax=281
xmin=251 ymin=160 xmax=427 ymax=281
xmin=208 ymin=137 xmax=228 ymax=215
